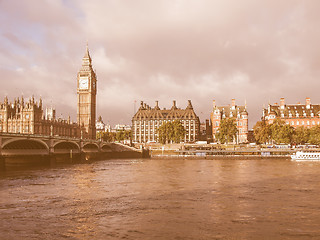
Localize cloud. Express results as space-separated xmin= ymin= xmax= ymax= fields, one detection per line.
xmin=1 ymin=0 xmax=320 ymax=127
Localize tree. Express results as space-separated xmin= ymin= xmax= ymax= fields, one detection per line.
xmin=253 ymin=120 xmax=271 ymax=144
xmin=292 ymin=126 xmax=310 ymax=145
xmin=215 ymin=118 xmax=238 ymax=144
xmin=157 ymin=120 xmax=186 ymax=144
xmin=172 ymin=120 xmax=186 ymax=143
xmin=269 ymin=119 xmax=294 ymax=144
xmin=97 ymin=131 xmax=116 ymax=142
xmin=115 ymin=130 xmax=132 ymax=142
xmin=308 ymin=126 xmax=320 ymax=145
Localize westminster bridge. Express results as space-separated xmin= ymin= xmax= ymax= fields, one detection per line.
xmin=0 ymin=133 xmax=147 ymax=169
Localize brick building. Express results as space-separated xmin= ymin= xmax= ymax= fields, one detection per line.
xmin=262 ymin=97 xmax=320 ymax=129
xmin=210 ymin=99 xmax=248 ymax=143
xmin=132 ymin=100 xmax=200 ymax=143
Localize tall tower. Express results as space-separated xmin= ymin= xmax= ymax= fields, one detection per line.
xmin=77 ymin=44 xmax=97 ymax=139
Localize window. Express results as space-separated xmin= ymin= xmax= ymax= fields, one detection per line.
xmin=291 ymin=121 xmax=294 ymax=125
xmin=302 ymin=121 xmax=304 ymax=125
xmin=297 ymin=121 xmax=299 ymax=125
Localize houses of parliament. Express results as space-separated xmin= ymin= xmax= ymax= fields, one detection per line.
xmin=0 ymin=45 xmax=97 ymax=139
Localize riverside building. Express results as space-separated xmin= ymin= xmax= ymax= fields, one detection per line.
xmin=263 ymin=97 xmax=320 ymax=129
xmin=0 ymin=96 xmax=84 ymax=137
xmin=210 ymin=99 xmax=248 ymax=143
xmin=132 ymin=100 xmax=200 ymax=143
xmin=0 ymin=44 xmax=97 ymax=139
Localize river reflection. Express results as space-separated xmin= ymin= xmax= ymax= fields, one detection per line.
xmin=1 ymin=158 xmax=320 ymax=239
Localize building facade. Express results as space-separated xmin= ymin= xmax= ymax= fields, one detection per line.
xmin=77 ymin=44 xmax=97 ymax=139
xmin=132 ymin=100 xmax=200 ymax=143
xmin=0 ymin=96 xmax=83 ymax=137
xmin=96 ymin=116 xmax=105 ymax=135
xmin=0 ymin=44 xmax=97 ymax=139
xmin=263 ymin=97 xmax=320 ymax=129
xmin=210 ymin=99 xmax=248 ymax=143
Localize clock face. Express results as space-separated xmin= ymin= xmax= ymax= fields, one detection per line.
xmin=79 ymin=77 xmax=89 ymax=89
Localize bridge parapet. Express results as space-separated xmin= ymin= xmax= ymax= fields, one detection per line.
xmin=0 ymin=133 xmax=145 ymax=160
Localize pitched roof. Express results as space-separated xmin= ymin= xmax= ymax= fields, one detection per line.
xmin=265 ymin=104 xmax=320 ymax=117
xmin=132 ymin=101 xmax=199 ymax=121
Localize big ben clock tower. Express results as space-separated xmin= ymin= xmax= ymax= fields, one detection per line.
xmin=77 ymin=43 xmax=97 ymax=139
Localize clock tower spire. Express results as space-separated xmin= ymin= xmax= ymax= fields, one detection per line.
xmin=77 ymin=43 xmax=97 ymax=139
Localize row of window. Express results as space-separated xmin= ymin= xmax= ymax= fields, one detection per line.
xmin=133 ymin=120 xmax=196 ymax=124
xmin=134 ymin=129 xmax=195 ymax=134
xmin=286 ymin=120 xmax=319 ymax=126
xmin=214 ymin=115 xmax=247 ymax=119
xmin=134 ymin=124 xmax=196 ymax=128
xmin=213 ymin=121 xmax=247 ymax=127
xmin=271 ymin=113 xmax=320 ymax=118
xmin=134 ymin=133 xmax=195 ymax=136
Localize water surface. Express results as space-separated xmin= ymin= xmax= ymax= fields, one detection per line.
xmin=1 ymin=158 xmax=320 ymax=239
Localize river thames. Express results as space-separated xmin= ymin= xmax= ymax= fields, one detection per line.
xmin=1 ymin=158 xmax=320 ymax=239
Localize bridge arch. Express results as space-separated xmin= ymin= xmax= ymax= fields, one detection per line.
xmin=54 ymin=141 xmax=80 ymax=150
xmin=101 ymin=144 xmax=112 ymax=151
xmin=83 ymin=143 xmax=99 ymax=150
xmin=2 ymin=138 xmax=49 ymax=150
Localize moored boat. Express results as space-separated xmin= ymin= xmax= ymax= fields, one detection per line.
xmin=291 ymin=151 xmax=320 ymax=161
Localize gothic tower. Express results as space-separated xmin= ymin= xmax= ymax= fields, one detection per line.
xmin=77 ymin=44 xmax=97 ymax=139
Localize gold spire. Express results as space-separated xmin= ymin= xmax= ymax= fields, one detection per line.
xmin=83 ymin=41 xmax=91 ymax=60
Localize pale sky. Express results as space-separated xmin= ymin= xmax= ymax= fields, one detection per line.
xmin=1 ymin=0 xmax=320 ymax=128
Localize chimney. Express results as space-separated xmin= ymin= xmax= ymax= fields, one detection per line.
xmin=155 ymin=100 xmax=160 ymax=110
xmin=187 ymin=100 xmax=193 ymax=109
xmin=306 ymin=97 xmax=311 ymax=109
xmin=213 ymin=100 xmax=216 ymax=109
xmin=280 ymin=97 xmax=285 ymax=109
xmin=172 ymin=100 xmax=177 ymax=109
xmin=231 ymin=99 xmax=236 ymax=110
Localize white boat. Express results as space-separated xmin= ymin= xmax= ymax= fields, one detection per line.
xmin=291 ymin=151 xmax=320 ymax=161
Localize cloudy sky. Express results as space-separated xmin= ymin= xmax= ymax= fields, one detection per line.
xmin=1 ymin=0 xmax=320 ymax=128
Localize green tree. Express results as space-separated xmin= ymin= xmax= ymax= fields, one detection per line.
xmin=115 ymin=130 xmax=132 ymax=142
xmin=253 ymin=120 xmax=270 ymax=144
xmin=269 ymin=119 xmax=294 ymax=144
xmin=308 ymin=126 xmax=320 ymax=145
xmin=215 ymin=118 xmax=238 ymax=144
xmin=292 ymin=126 xmax=310 ymax=145
xmin=157 ymin=120 xmax=185 ymax=144
xmin=99 ymin=131 xmax=116 ymax=142
xmin=172 ymin=120 xmax=186 ymax=143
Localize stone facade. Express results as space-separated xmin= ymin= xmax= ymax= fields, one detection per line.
xmin=77 ymin=44 xmax=97 ymax=139
xmin=0 ymin=96 xmax=84 ymax=137
xmin=96 ymin=116 xmax=105 ymax=134
xmin=210 ymin=99 xmax=248 ymax=143
xmin=263 ymin=97 xmax=320 ymax=129
xmin=132 ymin=100 xmax=200 ymax=143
